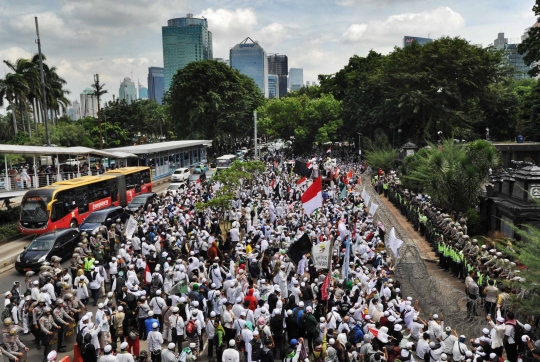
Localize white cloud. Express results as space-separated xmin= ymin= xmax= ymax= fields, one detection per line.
xmin=342 ymin=24 xmax=368 ymax=43
xmin=0 ymin=47 xmax=33 ymax=64
xmin=342 ymin=7 xmax=465 ymax=44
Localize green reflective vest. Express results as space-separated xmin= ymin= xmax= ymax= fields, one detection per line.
xmin=84 ymin=257 xmax=95 ymax=271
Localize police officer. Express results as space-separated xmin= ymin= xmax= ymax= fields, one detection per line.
xmin=39 ymin=306 xmax=60 ymax=362
xmin=53 ymin=299 xmax=73 ymax=353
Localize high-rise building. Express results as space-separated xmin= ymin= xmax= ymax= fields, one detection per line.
xmin=80 ymin=88 xmax=98 ymax=118
xmin=494 ymin=32 xmax=531 ymax=79
xmin=148 ymin=67 xmax=165 ymax=104
xmin=268 ymin=54 xmax=288 ymax=97
xmin=230 ymin=37 xmax=268 ymax=97
xmin=403 ymin=36 xmax=433 ymax=47
xmin=119 ymin=77 xmax=137 ymax=104
xmin=289 ymin=68 xmax=303 ymax=92
xmin=306 ymin=81 xmax=311 ymax=87
xmin=162 ymin=14 xmax=213 ymax=91
xmin=139 ymin=83 xmax=148 ymax=99
xmin=215 ymin=58 xmax=229 ymax=66
xmin=66 ymin=100 xmax=81 ymax=120
xmin=268 ymin=75 xmax=279 ymax=99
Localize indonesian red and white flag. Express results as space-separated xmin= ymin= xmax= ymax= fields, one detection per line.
xmin=368 ymin=327 xmax=389 ymax=343
xmin=301 ymin=176 xmax=323 ymax=214
xmin=321 ymin=270 xmax=331 ymax=300
xmin=326 ymin=147 xmax=331 ymax=153
xmin=195 ymin=178 xmax=201 ymax=189
xmin=144 ymin=264 xmax=152 ymax=285
xmin=270 ymin=179 xmax=275 ymax=189
xmin=296 ymin=176 xmax=307 ymax=187
xmin=306 ymin=161 xmax=312 ymax=169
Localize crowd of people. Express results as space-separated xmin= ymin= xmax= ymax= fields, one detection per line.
xmin=372 ymin=170 xmax=529 ymax=321
xmin=0 ymin=152 xmax=539 ymax=362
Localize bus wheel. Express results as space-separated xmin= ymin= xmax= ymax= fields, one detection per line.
xmin=70 ymin=219 xmax=78 ymax=228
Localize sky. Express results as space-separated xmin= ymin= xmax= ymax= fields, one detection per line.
xmin=0 ymin=0 xmax=537 ymax=105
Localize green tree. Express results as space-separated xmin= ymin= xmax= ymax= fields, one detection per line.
xmin=518 ymin=0 xmax=540 ymax=77
xmin=0 ymin=73 xmax=29 ymax=134
xmin=165 ymin=60 xmax=265 ymax=142
xmin=365 ymin=148 xmax=398 ymax=173
xmin=258 ymin=94 xmax=343 ymax=153
xmin=196 ymin=160 xmax=265 ymax=224
xmin=401 ymin=139 xmax=499 ymax=212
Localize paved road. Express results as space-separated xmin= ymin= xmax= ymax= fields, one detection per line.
xmin=0 ymin=181 xmax=179 ymax=361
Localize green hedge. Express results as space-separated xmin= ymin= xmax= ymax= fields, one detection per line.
xmin=0 ymin=222 xmax=19 ymax=241
xmin=0 ymin=206 xmax=20 ymax=223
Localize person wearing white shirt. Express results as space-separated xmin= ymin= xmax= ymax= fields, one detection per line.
xmin=487 ymin=312 xmax=506 ymax=356
xmin=452 ymin=335 xmax=469 ymax=361
xmin=169 ymin=307 xmax=185 ymax=352
xmin=147 ymin=322 xmax=164 ymax=357
xmin=116 ymin=342 xmax=135 ymax=362
xmin=149 ymin=291 xmax=166 ymax=329
xmin=223 ymin=340 xmax=241 ymax=362
xmin=416 ymin=333 xmax=431 ymax=360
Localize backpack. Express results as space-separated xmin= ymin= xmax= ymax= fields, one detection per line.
xmin=341 ymin=302 xmax=351 ymax=314
xmin=291 ymin=308 xmax=301 ymax=325
xmin=270 ymin=314 xmax=284 ymax=335
xmin=185 ymin=319 xmax=197 ymax=337
xmin=258 ymin=326 xmax=272 ymax=345
xmin=76 ymin=325 xmax=87 ymax=346
xmin=347 ymin=326 xmax=363 ymax=345
xmin=1 ymin=307 xmax=11 ymax=323
xmin=150 ymin=276 xmax=162 ymax=296
xmin=505 ymin=320 xmax=524 ymax=345
xmin=299 ymin=313 xmax=308 ymax=328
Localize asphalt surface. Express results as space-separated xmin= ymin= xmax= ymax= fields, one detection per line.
xmin=0 ymin=181 xmax=189 ymax=361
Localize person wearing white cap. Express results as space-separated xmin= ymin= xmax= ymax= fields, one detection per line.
xmin=452 ymin=335 xmax=469 ymax=361
xmin=116 ymin=341 xmax=134 ymax=362
xmin=46 ymin=350 xmax=57 ymax=362
xmin=169 ymin=306 xmax=185 ymax=352
xmin=428 ymin=314 xmax=444 ymax=341
xmin=486 ymin=310 xmax=505 ymax=356
xmin=88 ymin=263 xmax=104 ymax=307
xmin=100 ymin=344 xmax=117 ymax=362
xmin=149 ymin=290 xmax=166 ymax=332
xmin=160 ymin=342 xmax=178 ymax=362
xmin=223 ymin=339 xmax=240 ymax=362
xmin=148 ymin=322 xmax=163 ymax=362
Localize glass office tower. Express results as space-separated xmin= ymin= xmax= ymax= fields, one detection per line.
xmin=162 ymin=14 xmax=213 ymax=91
xmin=230 ymin=37 xmax=268 ymax=98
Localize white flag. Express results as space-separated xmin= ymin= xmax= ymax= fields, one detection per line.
xmin=364 ymin=194 xmax=371 ymax=207
xmin=125 ymin=216 xmax=138 ymax=239
xmin=387 ymin=227 xmax=404 ymax=258
xmin=369 ymin=202 xmax=378 ymax=216
xmin=311 ymin=241 xmax=331 ymax=269
xmin=361 ymin=186 xmax=366 ymax=199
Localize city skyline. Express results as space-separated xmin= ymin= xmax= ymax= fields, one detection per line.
xmin=0 ymin=0 xmax=536 ymax=104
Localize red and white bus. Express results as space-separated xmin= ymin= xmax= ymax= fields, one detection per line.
xmin=19 ymin=167 xmax=152 ymax=235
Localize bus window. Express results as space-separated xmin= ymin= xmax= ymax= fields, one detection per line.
xmin=108 ymin=180 xmax=118 ymax=202
xmin=142 ymin=170 xmax=151 ymax=184
xmin=76 ymin=187 xmax=88 ymax=214
xmin=89 ymin=180 xmax=108 ymax=203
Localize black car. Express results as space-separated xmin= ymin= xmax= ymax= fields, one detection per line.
xmin=126 ymin=192 xmax=157 ymax=212
xmin=15 ymin=229 xmax=80 ymax=273
xmin=79 ymin=206 xmax=126 ymax=234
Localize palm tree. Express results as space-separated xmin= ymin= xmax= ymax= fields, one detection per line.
xmin=3 ymin=58 xmax=40 ymax=136
xmin=0 ymin=73 xmax=29 ymax=135
xmin=91 ymin=75 xmax=108 ymax=149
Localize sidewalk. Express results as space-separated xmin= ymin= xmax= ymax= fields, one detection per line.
xmin=377 ymin=192 xmax=465 ymax=292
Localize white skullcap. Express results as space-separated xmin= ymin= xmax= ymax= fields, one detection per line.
xmin=121 ymin=341 xmax=128 ymax=349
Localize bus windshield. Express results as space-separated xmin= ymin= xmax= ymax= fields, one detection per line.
xmin=20 ymin=195 xmax=50 ymax=223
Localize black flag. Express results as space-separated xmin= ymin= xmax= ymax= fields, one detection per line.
xmin=287 ymin=233 xmax=313 ymax=264
xmin=293 ymin=160 xmax=313 ymax=178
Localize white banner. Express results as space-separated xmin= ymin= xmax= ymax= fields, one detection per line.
xmin=369 ymin=202 xmax=379 ymax=216
xmin=311 ymin=241 xmax=331 ymax=269
xmin=364 ymin=194 xmax=371 ymax=207
xmin=361 ymin=186 xmax=366 ymax=199
xmin=125 ymin=216 xmax=138 ymax=239
xmin=387 ymin=227 xmax=404 ymax=258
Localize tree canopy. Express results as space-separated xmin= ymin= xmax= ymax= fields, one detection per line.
xmin=165 ymin=60 xmax=265 ymax=144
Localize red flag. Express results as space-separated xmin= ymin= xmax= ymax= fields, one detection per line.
xmin=347 ymin=170 xmax=353 ymax=179
xmin=296 ymin=176 xmax=307 ymax=186
xmin=144 ymin=264 xmax=152 ymax=285
xmin=368 ymin=327 xmax=389 ymax=343
xmin=270 ymin=179 xmax=275 ymax=189
xmin=326 ymin=147 xmax=331 ymax=153
xmin=301 ymin=176 xmax=323 ymax=215
xmin=321 ymin=271 xmax=331 ymax=300
xmin=195 ymin=178 xmax=201 ymax=189
xmin=306 ymin=161 xmax=312 ymax=169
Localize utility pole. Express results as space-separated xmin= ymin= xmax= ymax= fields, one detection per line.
xmin=35 ymin=17 xmax=50 ymax=146
xmin=254 ymin=110 xmax=258 ymax=160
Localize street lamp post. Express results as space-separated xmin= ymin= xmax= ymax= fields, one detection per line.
xmin=357 ymin=132 xmax=362 ymax=161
